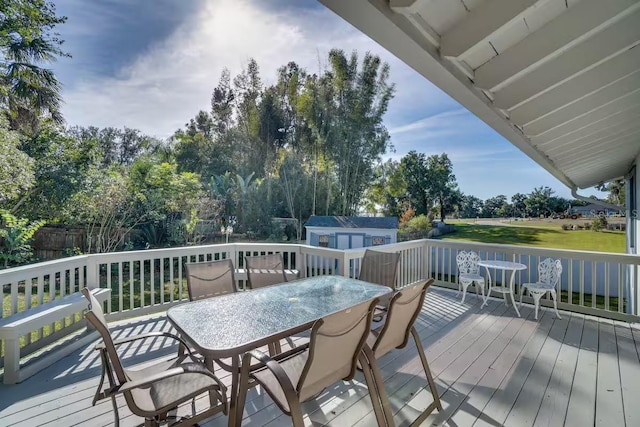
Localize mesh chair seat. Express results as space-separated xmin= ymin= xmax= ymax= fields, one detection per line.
xmin=365 ymin=279 xmax=442 ymax=425
xmin=251 ymin=351 xmax=309 ymax=413
xmin=245 ymin=253 xmax=288 ymax=289
xmin=185 ymin=259 xmax=237 ymax=301
xmin=358 ymin=249 xmax=400 ymax=318
xmin=236 ymin=299 xmax=385 ymax=426
xmin=126 ymin=356 xmax=221 ymax=416
xmin=81 ymin=288 xmax=227 ymax=426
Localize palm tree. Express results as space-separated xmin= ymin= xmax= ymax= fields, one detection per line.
xmin=0 ymin=0 xmax=68 ymax=130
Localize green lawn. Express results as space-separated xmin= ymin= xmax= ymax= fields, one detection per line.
xmin=441 ymin=222 xmax=625 ymax=253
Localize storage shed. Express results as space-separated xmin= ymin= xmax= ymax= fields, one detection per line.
xmin=305 ymin=216 xmax=398 ymax=249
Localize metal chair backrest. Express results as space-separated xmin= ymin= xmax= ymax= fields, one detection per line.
xmin=297 ymin=298 xmax=377 ymax=401
xmin=185 ymin=259 xmax=237 ymax=301
xmin=538 ymin=258 xmax=562 ymax=286
xmin=82 ymin=288 xmax=128 ymax=384
xmin=245 ymin=253 xmax=288 ymax=289
xmin=371 ymin=279 xmax=432 ymax=358
xmin=358 ymin=249 xmax=400 ymax=290
xmin=456 ymin=250 xmax=481 ymax=275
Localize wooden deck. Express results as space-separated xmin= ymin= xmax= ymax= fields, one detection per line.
xmin=2 ymin=287 xmax=640 ymax=427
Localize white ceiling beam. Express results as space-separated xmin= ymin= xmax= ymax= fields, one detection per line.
xmin=562 ymin=156 xmax=635 ymax=178
xmin=547 ymin=126 xmax=640 ymax=157
xmin=509 ymin=47 xmax=640 ymax=124
xmin=319 ymin=0 xmax=576 ymax=189
xmin=573 ymin=166 xmax=632 ymax=188
xmin=475 ymin=0 xmax=640 ymax=91
xmin=562 ymin=151 xmax=636 ymax=174
xmin=527 ymin=91 xmax=640 ymax=139
xmin=557 ymin=133 xmax=640 ymax=161
xmin=522 ymin=79 xmax=640 ymax=135
xmin=536 ymin=113 xmax=640 ymax=149
xmin=532 ymin=103 xmax=640 ymax=145
xmin=389 ymin=0 xmax=441 ymax=47
xmin=440 ymin=0 xmax=540 ymax=58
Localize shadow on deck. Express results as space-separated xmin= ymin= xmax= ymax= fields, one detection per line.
xmin=1 ymin=287 xmax=639 ymax=427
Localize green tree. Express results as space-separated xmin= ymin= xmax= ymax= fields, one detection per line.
xmin=427 ymin=153 xmax=457 ymax=221
xmin=525 ymin=186 xmax=554 ymax=217
xmin=325 ymin=49 xmax=395 ymax=215
xmin=458 ymin=194 xmax=483 ymax=218
xmin=0 ymin=209 xmax=43 ymax=267
xmin=0 ymin=0 xmax=68 ymax=130
xmin=400 ymin=151 xmax=431 ymax=215
xmin=482 ymin=195 xmax=508 ymax=218
xmin=511 ymin=193 xmax=528 ymax=217
xmin=0 ymin=116 xmax=33 ymax=204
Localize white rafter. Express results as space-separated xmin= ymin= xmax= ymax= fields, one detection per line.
xmin=509 ymin=47 xmax=640 ymax=125
xmin=440 ymin=0 xmax=540 ymax=58
xmin=475 ymin=0 xmax=640 ymax=92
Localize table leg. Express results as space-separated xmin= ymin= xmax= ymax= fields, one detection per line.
xmin=229 ymin=355 xmax=240 ymax=427
xmin=509 ymin=270 xmax=521 ymax=317
xmin=481 ymin=267 xmax=492 ymax=308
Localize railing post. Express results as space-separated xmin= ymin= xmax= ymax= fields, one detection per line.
xmin=338 ymin=250 xmax=348 ymax=277
xmin=85 ymin=255 xmax=98 ymax=289
xmin=422 ymin=240 xmax=430 ymax=280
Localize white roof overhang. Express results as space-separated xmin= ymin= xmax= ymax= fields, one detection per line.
xmin=319 ymin=0 xmax=640 ymax=189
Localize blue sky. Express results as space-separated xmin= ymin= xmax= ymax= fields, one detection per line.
xmin=49 ymin=0 xmax=599 ymax=201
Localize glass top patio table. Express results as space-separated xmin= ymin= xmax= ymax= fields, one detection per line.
xmin=167 ymin=275 xmax=390 ymax=358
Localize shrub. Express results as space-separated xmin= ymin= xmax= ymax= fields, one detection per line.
xmin=591 ymin=215 xmax=608 ymax=232
xmin=406 ymin=214 xmax=432 ymax=231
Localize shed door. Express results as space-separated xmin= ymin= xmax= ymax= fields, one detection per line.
xmin=351 ymin=235 xmax=364 ymax=249
xmin=337 ymin=234 xmax=350 ymax=249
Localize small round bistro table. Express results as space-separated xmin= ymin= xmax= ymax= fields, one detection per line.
xmin=478 ymin=260 xmax=527 ymax=317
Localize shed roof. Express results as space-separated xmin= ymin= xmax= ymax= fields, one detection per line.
xmin=305 ymin=215 xmax=399 ymax=229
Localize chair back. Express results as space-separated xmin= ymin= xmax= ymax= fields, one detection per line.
xmin=185 ymin=259 xmax=237 ymax=301
xmin=456 ymin=250 xmax=480 ymax=275
xmin=297 ymin=299 xmax=377 ymax=401
xmin=245 ymin=253 xmax=288 ymax=289
xmin=82 ymin=288 xmax=128 ymax=384
xmin=538 ymin=258 xmax=562 ymax=287
xmin=372 ymin=279 xmax=432 ymax=358
xmin=358 ymin=249 xmax=400 ymax=290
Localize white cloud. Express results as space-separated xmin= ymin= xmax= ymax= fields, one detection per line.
xmin=61 ymin=0 xmax=448 ymax=138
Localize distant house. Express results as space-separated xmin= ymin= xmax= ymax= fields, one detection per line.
xmin=305 ymin=216 xmax=398 ymax=250
xmin=569 ymin=204 xmax=619 ymax=217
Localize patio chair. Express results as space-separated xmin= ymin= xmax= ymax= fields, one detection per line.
xmin=456 ymin=250 xmax=486 ymax=303
xmin=519 ymin=258 xmax=563 ymax=320
xmin=185 ymin=258 xmax=237 ymax=301
xmin=364 ymin=279 xmax=442 ymax=426
xmin=235 ymin=299 xmax=385 ymax=427
xmin=81 ymin=288 xmax=228 ymax=427
xmin=358 ymin=249 xmax=400 ymax=319
xmin=245 ymin=253 xmax=288 ymax=289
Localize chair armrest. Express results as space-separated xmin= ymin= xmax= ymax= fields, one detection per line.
xmin=95 ymin=332 xmax=194 ymax=356
xmin=242 ymin=349 xmax=298 ymax=400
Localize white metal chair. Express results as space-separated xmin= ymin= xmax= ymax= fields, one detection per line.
xmin=519 ymin=258 xmax=563 ymax=320
xmin=456 ymin=251 xmax=485 ymax=303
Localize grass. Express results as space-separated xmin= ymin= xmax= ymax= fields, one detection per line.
xmin=441 ymin=222 xmax=625 ymax=253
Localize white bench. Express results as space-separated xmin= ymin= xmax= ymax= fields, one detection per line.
xmin=0 ymin=288 xmax=111 ymax=384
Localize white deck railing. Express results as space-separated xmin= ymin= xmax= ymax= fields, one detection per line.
xmin=2 ymin=239 xmax=639 ymax=364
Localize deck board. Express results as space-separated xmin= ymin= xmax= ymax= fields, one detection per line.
xmin=1 ymin=287 xmax=638 ymax=427
xmin=533 ymin=314 xmax=583 ymax=427
xmin=595 ymin=318 xmax=625 ymax=427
